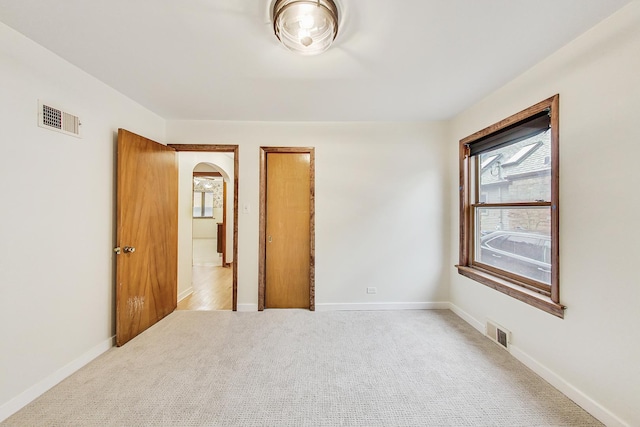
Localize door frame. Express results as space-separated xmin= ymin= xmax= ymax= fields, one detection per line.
xmin=258 ymin=147 xmax=315 ymax=311
xmin=168 ymin=144 xmax=239 ymax=311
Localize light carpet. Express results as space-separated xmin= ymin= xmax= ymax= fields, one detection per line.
xmin=2 ymin=310 xmax=601 ymax=426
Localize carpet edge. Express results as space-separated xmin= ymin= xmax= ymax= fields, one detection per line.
xmin=0 ymin=335 xmax=114 ymax=423
xmin=449 ymin=303 xmax=628 ymax=427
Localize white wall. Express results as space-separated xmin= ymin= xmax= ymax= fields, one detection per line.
xmin=177 ymin=152 xmax=235 ymax=301
xmin=193 ymin=217 xmax=221 ymax=239
xmin=4 ymin=3 xmax=635 ymax=424
xmin=0 ymin=23 xmax=165 ymax=420
xmin=167 ymin=121 xmax=449 ymax=311
xmin=447 ymin=3 xmax=640 ymax=426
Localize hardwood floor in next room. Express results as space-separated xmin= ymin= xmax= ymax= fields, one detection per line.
xmin=177 ymin=238 xmax=232 ymax=311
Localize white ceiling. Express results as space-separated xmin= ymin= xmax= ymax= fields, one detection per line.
xmin=0 ymin=0 xmax=631 ymax=121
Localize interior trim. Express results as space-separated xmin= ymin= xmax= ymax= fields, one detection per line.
xmin=258 ymin=146 xmax=315 ymax=311
xmin=168 ymin=144 xmax=240 ymax=311
xmin=456 ymin=265 xmax=564 ymax=318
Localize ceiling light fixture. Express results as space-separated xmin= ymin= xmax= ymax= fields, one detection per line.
xmin=272 ymin=0 xmax=339 ymax=56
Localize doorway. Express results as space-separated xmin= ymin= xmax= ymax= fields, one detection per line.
xmin=258 ymin=147 xmax=315 ymax=311
xmin=169 ymin=144 xmax=239 ymax=311
xmin=177 ymin=163 xmax=232 ymax=310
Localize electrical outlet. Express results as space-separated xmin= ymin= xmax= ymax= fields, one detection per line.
xmin=366 ymin=287 xmax=377 ymax=294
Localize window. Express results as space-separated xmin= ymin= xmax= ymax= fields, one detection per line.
xmin=481 ymin=154 xmax=500 ymax=170
xmin=502 ymin=142 xmax=540 ymax=165
xmin=192 ymin=176 xmax=221 ymax=218
xmin=457 ymin=95 xmax=563 ymax=317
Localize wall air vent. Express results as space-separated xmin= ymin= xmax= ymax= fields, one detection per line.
xmin=38 ymin=100 xmax=81 ymax=137
xmin=486 ymin=320 xmax=511 ymax=350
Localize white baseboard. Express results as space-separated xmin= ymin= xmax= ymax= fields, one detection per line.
xmin=177 ymin=287 xmax=193 ymax=303
xmin=509 ymin=346 xmax=628 ymax=427
xmin=237 ymin=303 xmax=258 ymax=312
xmin=0 ymin=335 xmax=114 ymax=423
xmin=2 ymin=306 xmax=626 ymax=427
xmin=315 ymin=302 xmax=450 ymax=311
xmin=448 ymin=302 xmax=484 ymax=333
xmin=448 ymin=304 xmax=628 ymax=427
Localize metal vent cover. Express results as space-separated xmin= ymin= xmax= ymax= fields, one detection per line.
xmin=486 ymin=320 xmax=511 ymax=350
xmin=38 ymin=100 xmax=81 ymax=137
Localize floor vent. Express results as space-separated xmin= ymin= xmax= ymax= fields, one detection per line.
xmin=38 ymin=100 xmax=81 ymax=137
xmin=486 ymin=320 xmax=510 ymax=350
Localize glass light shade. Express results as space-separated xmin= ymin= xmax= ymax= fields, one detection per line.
xmin=273 ymin=0 xmax=339 ymax=56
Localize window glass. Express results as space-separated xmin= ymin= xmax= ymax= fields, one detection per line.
xmin=475 ymin=207 xmax=551 ymax=284
xmin=475 ymin=206 xmax=551 ymax=236
xmin=479 ymin=130 xmax=551 ymax=203
xmin=503 ymin=143 xmax=540 ymax=165
xmin=193 ymin=176 xmax=221 ymax=218
xmin=204 ymin=192 xmax=214 ymax=217
xmin=193 ymin=191 xmax=202 ymax=217
xmin=481 ymin=154 xmax=500 ymax=169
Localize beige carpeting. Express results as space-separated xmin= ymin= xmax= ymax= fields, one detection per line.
xmin=2 ymin=310 xmax=601 ymax=426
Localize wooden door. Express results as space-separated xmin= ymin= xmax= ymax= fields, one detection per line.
xmin=265 ymin=152 xmax=311 ymax=308
xmin=116 ymin=129 xmax=178 ymax=346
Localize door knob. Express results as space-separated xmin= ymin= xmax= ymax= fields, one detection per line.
xmin=123 ymin=246 xmax=136 ymax=253
xmin=114 ymin=247 xmax=121 ymax=255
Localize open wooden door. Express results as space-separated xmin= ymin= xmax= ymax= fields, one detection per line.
xmin=115 ymin=129 xmax=178 ymax=346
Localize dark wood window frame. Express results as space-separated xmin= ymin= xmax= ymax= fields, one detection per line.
xmin=456 ymin=95 xmax=565 ymax=318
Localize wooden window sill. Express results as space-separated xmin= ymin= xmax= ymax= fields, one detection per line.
xmin=455 ymin=265 xmax=565 ymax=318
